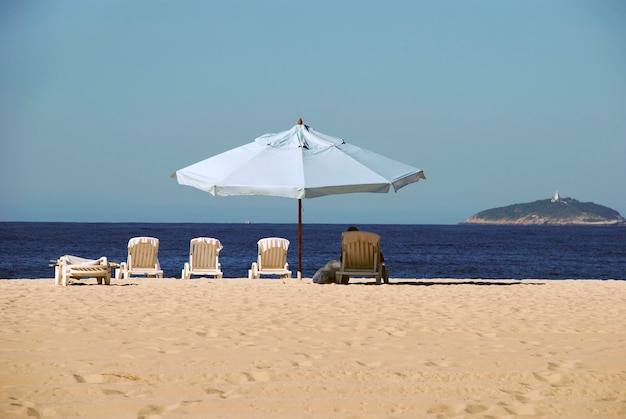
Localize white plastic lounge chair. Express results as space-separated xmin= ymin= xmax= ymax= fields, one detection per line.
xmin=248 ymin=237 xmax=292 ymax=279
xmin=115 ymin=236 xmax=163 ymax=279
xmin=54 ymin=255 xmax=113 ymax=286
xmin=335 ymin=231 xmax=385 ymax=284
xmin=182 ymin=237 xmax=223 ymax=279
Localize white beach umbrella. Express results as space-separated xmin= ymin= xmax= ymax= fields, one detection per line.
xmin=171 ymin=119 xmax=426 ymax=277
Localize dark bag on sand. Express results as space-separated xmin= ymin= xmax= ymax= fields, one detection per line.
xmin=312 ymin=260 xmax=341 ymax=284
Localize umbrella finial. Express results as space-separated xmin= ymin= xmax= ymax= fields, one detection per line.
xmin=297 ymin=118 xmax=303 ymax=125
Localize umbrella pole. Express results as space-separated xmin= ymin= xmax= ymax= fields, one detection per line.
xmin=298 ymin=199 xmax=302 ymax=279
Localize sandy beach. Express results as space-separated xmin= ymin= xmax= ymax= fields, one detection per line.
xmin=1 ymin=277 xmax=625 ymax=418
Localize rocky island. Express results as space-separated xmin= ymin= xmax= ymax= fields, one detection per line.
xmin=465 ymin=192 xmax=626 ymax=226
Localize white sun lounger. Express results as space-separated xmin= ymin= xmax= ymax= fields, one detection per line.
xmin=182 ymin=237 xmax=223 ymax=279
xmin=335 ymin=231 xmax=384 ymax=284
xmin=115 ymin=236 xmax=163 ymax=279
xmin=53 ymin=255 xmax=114 ymax=286
xmin=248 ymin=237 xmax=292 ymax=279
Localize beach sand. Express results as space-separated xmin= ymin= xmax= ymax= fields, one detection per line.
xmin=1 ymin=277 xmax=625 ymax=418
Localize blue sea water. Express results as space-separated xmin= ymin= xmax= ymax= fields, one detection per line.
xmin=0 ymin=222 xmax=624 ymax=280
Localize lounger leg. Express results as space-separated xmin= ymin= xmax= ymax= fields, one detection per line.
xmin=382 ymin=265 xmax=389 ymax=284
xmin=248 ymin=263 xmax=257 ymax=279
xmin=335 ymin=273 xmax=349 ymax=285
xmin=54 ymin=265 xmax=60 ymax=286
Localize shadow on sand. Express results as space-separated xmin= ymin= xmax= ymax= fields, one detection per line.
xmin=358 ymin=280 xmax=544 ymax=286
xmin=67 ymin=282 xmax=138 ymax=287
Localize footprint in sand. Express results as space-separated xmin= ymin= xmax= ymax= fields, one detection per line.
xmin=424 ymin=360 xmax=450 ymax=368
xmin=427 ymin=404 xmax=450 ymax=414
xmin=533 ymin=372 xmax=563 ymax=385
xmin=465 ymin=404 xmax=489 ymax=414
xmin=194 ymin=328 xmax=219 ymax=338
xmin=72 ymin=373 xmax=104 ymax=384
xmin=427 ymin=404 xmax=468 ymax=417
xmin=206 ymin=384 xmax=242 ymax=399
xmin=205 ymin=388 xmax=227 ymax=398
xmin=26 ymin=407 xmax=43 ymax=418
xmin=292 ymin=359 xmax=313 ymax=367
xmin=225 ymin=372 xmax=250 ymax=385
xmin=548 ymin=360 xmax=581 ymax=371
xmin=505 ymin=403 xmax=537 ymax=416
xmin=246 ymin=371 xmax=271 ymax=382
xmin=137 ymin=403 xmax=180 ymax=418
xmin=85 ymin=374 xmax=105 ymax=383
xmin=7 ymin=399 xmax=48 ymax=419
xmin=533 ymin=359 xmax=580 ymax=386
xmin=356 ymin=360 xmax=382 ymax=368
xmin=385 ymin=328 xmax=407 ymax=337
xmin=514 ymin=389 xmax=543 ymax=403
xmin=137 ymin=404 xmax=163 ymax=419
xmin=102 ymin=388 xmax=126 ymax=396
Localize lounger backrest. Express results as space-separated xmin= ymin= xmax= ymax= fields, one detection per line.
xmin=258 ymin=237 xmax=289 ymax=270
xmin=341 ymin=231 xmax=380 ymax=270
xmin=190 ymin=237 xmax=222 ymax=270
xmin=128 ymin=237 xmax=159 ymax=269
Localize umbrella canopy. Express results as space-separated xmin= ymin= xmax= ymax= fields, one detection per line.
xmin=172 ymin=119 xmax=426 ymax=276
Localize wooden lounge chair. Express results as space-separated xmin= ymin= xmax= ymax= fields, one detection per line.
xmin=182 ymin=237 xmax=223 ymax=279
xmin=335 ymin=231 xmax=385 ymax=284
xmin=53 ymin=255 xmax=114 ymax=286
xmin=115 ymin=236 xmax=163 ymax=279
xmin=248 ymin=237 xmax=292 ymax=279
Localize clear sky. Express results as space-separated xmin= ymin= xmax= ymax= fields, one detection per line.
xmin=2 ymin=1 xmax=625 ymax=225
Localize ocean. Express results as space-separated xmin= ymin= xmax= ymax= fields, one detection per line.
xmin=1 ymin=222 xmax=624 ymax=280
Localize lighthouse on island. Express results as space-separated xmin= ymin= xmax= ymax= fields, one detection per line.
xmin=551 ymin=191 xmax=560 ymax=202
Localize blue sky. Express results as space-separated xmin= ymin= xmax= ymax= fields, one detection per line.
xmin=1 ymin=1 xmax=624 ymax=224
